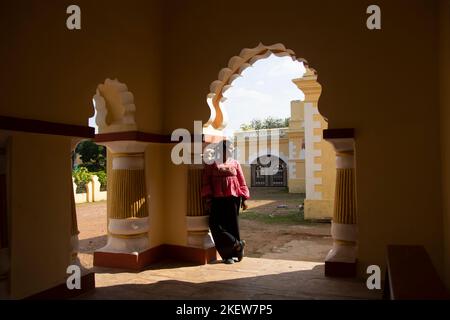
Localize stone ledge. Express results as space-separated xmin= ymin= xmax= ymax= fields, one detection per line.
xmin=94 ymin=244 xmax=217 ymax=271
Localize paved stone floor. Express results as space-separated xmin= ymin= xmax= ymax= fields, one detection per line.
xmin=78 ymin=258 xmax=381 ymax=300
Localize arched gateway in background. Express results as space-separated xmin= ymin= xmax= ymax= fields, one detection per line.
xmin=251 ymin=155 xmax=288 ymax=187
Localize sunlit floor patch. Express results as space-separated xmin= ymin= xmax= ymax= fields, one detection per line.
xmin=77 ymin=257 xmax=381 ymax=300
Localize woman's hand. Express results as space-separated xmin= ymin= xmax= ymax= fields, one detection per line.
xmin=241 ymin=200 xmax=248 ymax=211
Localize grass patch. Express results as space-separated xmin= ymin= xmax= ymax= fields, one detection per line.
xmin=240 ymin=210 xmax=313 ymax=225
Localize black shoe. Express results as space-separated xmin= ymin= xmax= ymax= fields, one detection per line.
xmin=236 ymin=240 xmax=246 ymax=262
xmin=224 ymin=258 xmax=235 ymax=264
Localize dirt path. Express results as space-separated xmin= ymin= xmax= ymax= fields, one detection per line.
xmin=240 ymin=218 xmax=331 ymax=262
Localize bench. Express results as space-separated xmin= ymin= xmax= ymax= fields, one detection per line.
xmin=383 ymin=245 xmax=450 ymax=300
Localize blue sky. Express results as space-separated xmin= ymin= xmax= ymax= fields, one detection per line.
xmin=222 ymin=54 xmax=306 ymax=137
xmin=89 ymin=54 xmax=306 ymax=135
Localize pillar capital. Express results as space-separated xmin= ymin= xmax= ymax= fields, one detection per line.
xmin=293 ymin=68 xmax=322 ymax=102
xmin=93 ymin=78 xmax=138 ymax=134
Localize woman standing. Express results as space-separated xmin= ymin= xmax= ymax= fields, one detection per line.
xmin=201 ymin=140 xmax=249 ymax=264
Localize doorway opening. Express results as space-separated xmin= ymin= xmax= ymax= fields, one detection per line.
xmin=251 ymin=155 xmax=287 ymax=187
xmin=204 ymin=44 xmax=335 ymax=263
xmin=71 ymin=119 xmax=108 ymax=270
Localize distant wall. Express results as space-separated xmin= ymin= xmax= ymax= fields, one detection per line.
xmin=73 ymin=175 xmax=107 ymax=204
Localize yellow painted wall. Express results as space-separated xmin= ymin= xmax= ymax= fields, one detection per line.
xmin=9 ymin=133 xmax=72 ymax=299
xmin=242 ymin=165 xmax=251 ymax=187
xmin=145 ymin=144 xmax=166 ymax=247
xmin=161 ymin=0 xmax=444 ymax=278
xmin=0 ymin=0 xmax=164 ymax=133
xmin=439 ymin=0 xmax=450 ymax=288
xmin=239 ymin=135 xmax=290 ymax=164
xmin=161 ymin=145 xmax=189 ymax=246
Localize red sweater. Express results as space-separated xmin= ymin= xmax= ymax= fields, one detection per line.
xmin=201 ymin=159 xmax=250 ymax=200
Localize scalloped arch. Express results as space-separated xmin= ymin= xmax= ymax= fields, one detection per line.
xmin=93 ymin=78 xmax=137 ymax=134
xmin=205 ymin=43 xmax=313 ymax=131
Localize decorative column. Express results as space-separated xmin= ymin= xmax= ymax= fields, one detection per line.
xmin=323 ymin=130 xmax=357 ymax=277
xmin=92 ymin=79 xmax=152 ymax=270
xmin=186 ymin=164 xmax=214 ymax=249
xmin=95 ymin=141 xmax=150 ymax=256
xmin=293 ymin=68 xmax=336 ymax=220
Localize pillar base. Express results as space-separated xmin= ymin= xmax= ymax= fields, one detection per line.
xmin=94 ymin=244 xmax=217 ymax=271
xmin=94 ymin=246 xmax=161 ymax=271
xmin=325 ymin=260 xmax=357 ymax=278
xmin=98 ymin=235 xmax=150 ymax=255
xmin=166 ymin=245 xmax=217 ymax=265
xmin=186 ymin=216 xmax=214 ymax=249
xmin=187 ymin=232 xmax=214 ymax=249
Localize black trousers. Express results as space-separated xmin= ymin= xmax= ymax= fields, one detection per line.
xmin=209 ymin=196 xmax=241 ymax=260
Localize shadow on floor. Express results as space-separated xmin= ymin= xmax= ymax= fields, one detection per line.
xmin=78 ymin=263 xmax=381 ymax=300
xmin=92 ymin=259 xmax=209 ymax=275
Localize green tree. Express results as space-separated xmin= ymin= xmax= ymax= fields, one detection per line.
xmin=74 ymin=140 xmax=106 ymax=172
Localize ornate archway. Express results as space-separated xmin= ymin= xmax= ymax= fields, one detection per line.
xmin=204 ymin=43 xmax=314 ymax=133
xmin=204 ymin=44 xmax=359 ymax=278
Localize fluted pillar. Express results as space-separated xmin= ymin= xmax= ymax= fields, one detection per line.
xmin=186 ymin=164 xmax=214 ymax=249
xmin=324 ymin=132 xmax=357 ymax=277
xmin=96 ymin=141 xmax=150 ymax=255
